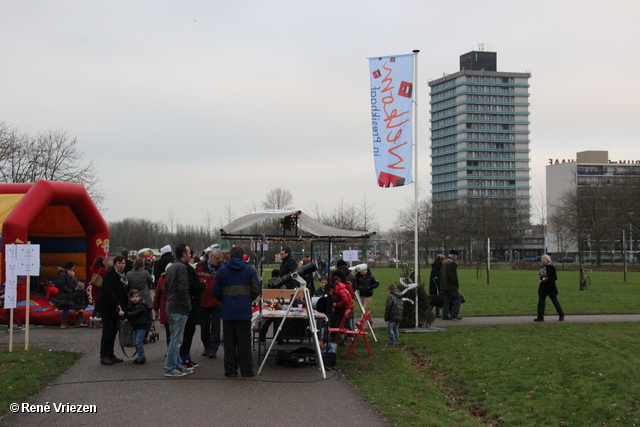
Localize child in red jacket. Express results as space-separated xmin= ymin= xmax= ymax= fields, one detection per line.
xmin=330 ymin=271 xmax=354 ymax=343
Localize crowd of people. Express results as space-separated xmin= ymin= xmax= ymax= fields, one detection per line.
xmin=429 ymin=250 xmax=565 ymax=323
xmin=92 ymin=244 xmax=390 ymax=375
xmin=35 ymin=245 xmax=570 ymax=373
xmin=4 ymin=239 xmax=569 ymax=375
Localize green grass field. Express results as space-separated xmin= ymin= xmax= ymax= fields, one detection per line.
xmin=0 ymin=347 xmax=80 ymax=417
xmin=2 ymin=266 xmax=638 ymax=424
xmin=362 ymin=267 xmax=640 ymax=318
xmin=344 ymin=322 xmax=640 ymax=426
xmin=337 ymin=267 xmax=640 ymax=426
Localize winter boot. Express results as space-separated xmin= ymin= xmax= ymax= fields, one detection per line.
xmin=60 ymin=322 xmax=68 ymax=329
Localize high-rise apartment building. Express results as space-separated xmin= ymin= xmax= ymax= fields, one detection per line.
xmin=429 ymin=51 xmax=531 ymax=212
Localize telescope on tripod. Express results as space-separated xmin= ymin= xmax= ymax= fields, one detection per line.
xmin=272 ymin=262 xmax=317 ymax=288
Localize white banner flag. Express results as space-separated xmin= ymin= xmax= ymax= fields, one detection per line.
xmin=369 ymin=54 xmax=414 ymax=187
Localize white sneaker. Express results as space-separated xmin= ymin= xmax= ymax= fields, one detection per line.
xmin=164 ymin=370 xmax=187 ymax=377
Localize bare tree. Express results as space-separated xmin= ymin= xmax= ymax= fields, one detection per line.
xmin=262 ymin=188 xmax=293 ymax=210
xmin=359 ymin=192 xmax=379 ymax=232
xmin=203 ymin=210 xmax=215 ymax=235
xmin=493 ymin=198 xmax=530 ymax=262
xmin=548 ymin=208 xmax=575 ymax=256
xmin=531 ymin=185 xmax=547 ymax=227
xmin=325 ymin=198 xmax=362 ymax=231
xmin=0 ymin=123 xmax=106 ymax=209
xmin=167 ymin=208 xmax=179 ymax=235
xmin=308 ymin=200 xmax=326 ymax=222
xmin=394 ymin=195 xmax=432 ymax=263
xmin=222 ymin=203 xmax=236 ymax=224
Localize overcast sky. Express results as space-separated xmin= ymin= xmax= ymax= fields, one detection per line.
xmin=1 ymin=0 xmax=639 ymax=233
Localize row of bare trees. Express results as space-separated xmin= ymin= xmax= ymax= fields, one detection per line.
xmin=107 ymin=188 xmax=380 ymax=257
xmin=108 ymin=217 xmax=219 ymax=256
xmin=0 ymin=122 xmax=105 ymax=209
xmin=392 ymin=192 xmax=531 ymax=264
xmin=549 ymin=177 xmax=640 ymax=265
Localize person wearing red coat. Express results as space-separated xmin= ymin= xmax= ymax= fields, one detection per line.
xmin=330 ymin=268 xmax=354 ymax=324
xmin=44 ymin=281 xmax=59 ymax=302
xmin=195 ymin=251 xmax=223 ymax=359
xmin=152 ymin=270 xmax=171 ymax=346
xmin=330 ymin=278 xmax=354 ymax=343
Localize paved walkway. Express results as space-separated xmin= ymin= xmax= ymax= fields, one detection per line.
xmin=389 ymin=313 xmax=640 ymax=328
xmin=0 ymin=325 xmax=386 ymax=427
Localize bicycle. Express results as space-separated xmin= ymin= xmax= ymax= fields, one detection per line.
xmin=579 ymin=268 xmax=591 ymax=291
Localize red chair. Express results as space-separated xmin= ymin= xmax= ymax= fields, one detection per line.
xmin=346 ymin=311 xmax=373 ymax=360
xmin=328 ymin=309 xmax=352 ymax=343
xmin=328 ymin=309 xmax=374 ymax=360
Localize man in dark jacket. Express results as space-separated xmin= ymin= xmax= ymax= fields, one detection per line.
xmin=99 ymin=255 xmax=129 ymax=365
xmin=214 ymin=246 xmax=261 ymax=378
xmin=279 ymin=247 xmax=297 ymax=288
xmin=354 ymin=268 xmax=379 ymax=312
xmin=163 ymin=244 xmax=193 ymax=377
xmin=154 ymin=245 xmax=174 ymax=287
xmin=440 ymin=250 xmax=462 ymax=320
xmin=179 ymin=251 xmax=206 ymax=368
xmin=429 ymin=254 xmax=446 ymax=317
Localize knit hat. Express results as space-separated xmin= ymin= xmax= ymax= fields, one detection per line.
xmin=448 ymin=250 xmax=459 ymax=256
xmin=161 ymin=245 xmax=172 ymax=255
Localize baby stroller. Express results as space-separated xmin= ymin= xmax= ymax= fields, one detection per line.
xmin=147 ymin=319 xmax=160 ymax=343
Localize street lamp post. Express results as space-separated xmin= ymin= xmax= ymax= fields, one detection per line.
xmin=628 ymin=212 xmax=635 ymax=264
xmin=623 ymin=229 xmax=627 ymax=283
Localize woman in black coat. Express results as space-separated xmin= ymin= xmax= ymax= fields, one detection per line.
xmin=57 ymin=261 xmax=78 ymax=329
xmin=99 ymin=255 xmax=130 ymax=365
xmin=429 ymin=254 xmax=445 ymax=316
xmin=534 ymin=255 xmax=565 ymax=322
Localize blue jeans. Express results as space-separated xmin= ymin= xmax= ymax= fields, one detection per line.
xmin=387 ymin=321 xmax=399 ymax=345
xmin=164 ymin=313 xmax=187 ymax=374
xmin=442 ymin=290 xmax=461 ymax=318
xmin=133 ymin=329 xmax=146 ymax=362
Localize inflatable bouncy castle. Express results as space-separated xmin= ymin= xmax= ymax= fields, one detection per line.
xmin=0 ymin=181 xmax=109 ymax=326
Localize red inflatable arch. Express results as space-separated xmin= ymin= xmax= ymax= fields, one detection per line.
xmin=0 ymin=181 xmax=109 ymax=316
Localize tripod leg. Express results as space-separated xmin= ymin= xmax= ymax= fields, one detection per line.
xmin=303 ymin=287 xmax=326 ymax=379
xmin=258 ymin=287 xmax=301 ymax=375
xmin=355 ymin=291 xmax=378 ymax=342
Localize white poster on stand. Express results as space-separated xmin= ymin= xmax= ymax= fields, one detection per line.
xmin=16 ymin=244 xmax=40 ymax=275
xmin=4 ymin=245 xmax=18 ymax=309
xmin=343 ymin=250 xmax=359 ymax=262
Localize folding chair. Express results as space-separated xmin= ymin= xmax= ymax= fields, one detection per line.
xmin=346 ymin=311 xmax=373 ymax=360
xmin=328 ymin=309 xmax=352 ymax=343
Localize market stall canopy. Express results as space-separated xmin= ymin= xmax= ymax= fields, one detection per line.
xmin=220 ymin=209 xmax=374 ymax=238
xmin=137 ymin=248 xmax=160 ymax=257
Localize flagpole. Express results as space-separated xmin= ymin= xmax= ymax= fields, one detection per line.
xmin=412 ymin=49 xmax=420 ymax=328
